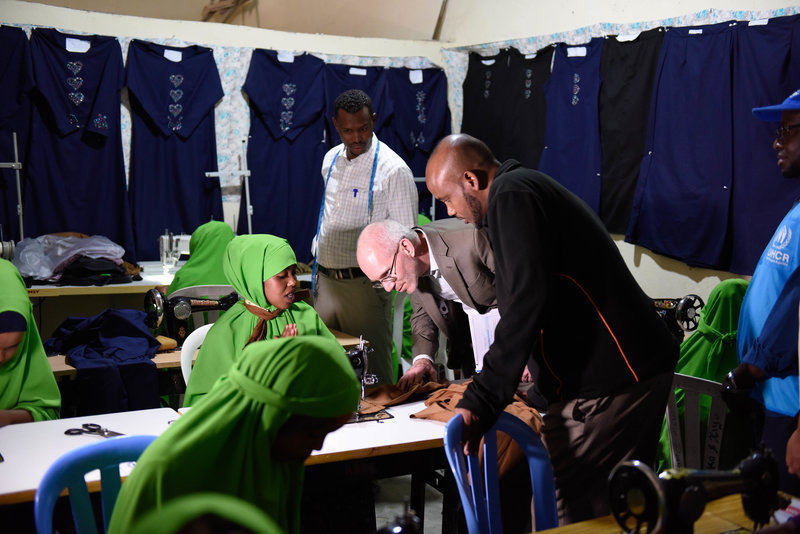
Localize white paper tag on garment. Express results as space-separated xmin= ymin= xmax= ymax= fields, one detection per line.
xmin=277 ymin=50 xmax=295 ymax=63
xmin=616 ymin=32 xmax=641 ymax=42
xmin=688 ymin=29 xmax=703 ymax=35
xmin=409 ymin=69 xmax=423 ymax=84
xmin=349 ymin=67 xmax=367 ymax=76
xmin=65 ymin=38 xmax=90 ymax=53
xmin=566 ymin=46 xmax=587 ymax=57
xmin=749 ymin=19 xmax=769 ymax=26
xmin=525 ymin=53 xmax=537 ymax=59
xmin=480 ymin=59 xmax=496 ymax=66
xmin=164 ymin=49 xmax=183 ymax=62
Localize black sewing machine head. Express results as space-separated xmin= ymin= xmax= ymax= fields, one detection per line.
xmin=653 ymin=294 xmax=704 ymax=342
xmin=608 ymin=446 xmax=786 ymax=533
xmin=345 ymin=336 xmax=378 ymax=407
xmin=144 ymin=288 xmax=239 ymax=345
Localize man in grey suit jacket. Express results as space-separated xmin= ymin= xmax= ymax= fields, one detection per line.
xmin=357 ymin=217 xmax=498 ymax=388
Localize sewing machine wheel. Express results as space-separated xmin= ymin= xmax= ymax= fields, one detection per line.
xmin=675 ymin=294 xmax=704 ymax=332
xmin=608 ymin=461 xmax=665 ymax=533
xmin=144 ymin=288 xmax=164 ymax=328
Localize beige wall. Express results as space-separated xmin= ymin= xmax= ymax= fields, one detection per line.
xmin=4 ymin=0 xmax=785 ymax=309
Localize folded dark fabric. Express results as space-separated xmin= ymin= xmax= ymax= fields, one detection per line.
xmin=57 ymin=256 xmax=131 ymax=286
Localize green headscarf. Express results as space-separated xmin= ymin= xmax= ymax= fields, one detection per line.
xmin=166 ymin=221 xmax=235 ymax=296
xmin=109 ymin=336 xmax=360 ymax=534
xmin=130 ymin=493 xmax=286 ymax=534
xmin=183 ymin=235 xmax=338 ymax=406
xmin=0 ymin=259 xmax=60 ymax=421
xmin=656 ymin=278 xmax=753 ymax=471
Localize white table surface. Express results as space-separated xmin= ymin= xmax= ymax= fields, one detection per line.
xmin=307 ymin=400 xmax=445 ymax=465
xmin=26 ymin=260 xmax=183 ymax=297
xmin=0 ymin=407 xmax=179 ymax=504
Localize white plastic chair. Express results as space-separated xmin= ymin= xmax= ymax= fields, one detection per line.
xmin=180 ymin=323 xmax=213 ymax=386
xmin=166 ymin=284 xmax=236 ymax=326
xmin=664 ymin=373 xmax=727 ymax=469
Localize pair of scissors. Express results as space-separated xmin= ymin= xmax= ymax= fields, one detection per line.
xmin=64 ymin=423 xmax=124 ymax=438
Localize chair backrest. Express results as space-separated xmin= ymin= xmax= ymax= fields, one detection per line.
xmin=443 ymin=412 xmax=558 ymax=533
xmin=34 ymin=434 xmax=157 ymax=534
xmin=180 ymin=322 xmax=214 ymax=385
xmin=166 ymin=284 xmax=236 ymax=326
xmin=664 ymin=373 xmax=726 ymax=470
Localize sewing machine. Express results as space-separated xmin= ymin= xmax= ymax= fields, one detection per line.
xmin=608 ymin=446 xmax=787 ymax=533
xmin=346 ymin=336 xmax=378 ymax=406
xmin=143 ymin=288 xmax=239 ymax=345
xmin=653 ymin=294 xmax=705 ymax=341
xmin=158 ymin=231 xmax=192 ymax=273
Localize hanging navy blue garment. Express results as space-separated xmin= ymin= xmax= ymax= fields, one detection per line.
xmin=598 ymin=29 xmax=664 ymax=234
xmin=43 ymin=309 xmax=161 ymax=414
xmin=323 ymin=63 xmax=393 ymax=143
xmin=538 ymin=38 xmax=604 ymax=214
xmin=626 ymin=22 xmax=736 ymax=269
xmin=126 ymin=40 xmax=224 ymax=261
xmin=0 ymin=26 xmax=32 ymax=243
xmin=26 ymin=28 xmax=135 ymax=262
xmin=239 ymin=50 xmax=327 ymax=263
xmin=729 ymin=15 xmax=800 ymax=275
xmin=385 ymin=67 xmax=451 ymax=219
xmin=461 ymin=49 xmax=511 ymax=162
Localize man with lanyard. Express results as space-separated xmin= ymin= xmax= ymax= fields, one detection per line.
xmin=726 ymin=88 xmax=800 ymax=495
xmin=313 ymin=89 xmax=418 ymax=385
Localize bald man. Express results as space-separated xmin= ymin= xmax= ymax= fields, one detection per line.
xmin=426 ymin=134 xmax=679 ymax=524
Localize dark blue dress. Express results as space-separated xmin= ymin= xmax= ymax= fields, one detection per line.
xmin=385 ymin=67 xmax=451 ymax=219
xmin=126 ymin=39 xmax=224 ymax=260
xmin=729 ymin=15 xmax=800 ymax=275
xmin=26 ymin=28 xmax=135 ymax=261
xmin=538 ymin=38 xmax=604 ymax=214
xmin=0 ymin=26 xmax=33 ymax=243
xmin=323 ymin=63 xmax=393 ymax=144
xmin=239 ymin=50 xmax=327 ymax=264
xmin=626 ymin=22 xmax=736 ymax=269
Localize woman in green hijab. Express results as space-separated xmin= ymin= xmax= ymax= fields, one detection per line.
xmin=184 ymin=234 xmax=338 ymax=406
xmin=166 ymin=220 xmax=235 ymax=296
xmin=0 ymin=259 xmax=60 ymax=426
xmin=108 ymin=336 xmax=360 ymax=534
xmin=130 ymin=493 xmax=285 ymax=534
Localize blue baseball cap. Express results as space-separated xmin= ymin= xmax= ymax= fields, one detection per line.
xmin=752 ymin=89 xmax=800 ymax=121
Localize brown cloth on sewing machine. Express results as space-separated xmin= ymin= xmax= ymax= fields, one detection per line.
xmin=411 ymin=380 xmax=543 ymax=478
xmin=358 ymin=380 xmax=450 ymax=414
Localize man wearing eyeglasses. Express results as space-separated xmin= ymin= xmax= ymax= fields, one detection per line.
xmin=356 ymin=218 xmax=497 ymax=386
xmin=725 ymin=88 xmax=800 ymax=495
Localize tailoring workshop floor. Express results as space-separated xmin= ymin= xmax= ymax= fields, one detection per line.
xmin=374 ymin=475 xmax=444 ymax=533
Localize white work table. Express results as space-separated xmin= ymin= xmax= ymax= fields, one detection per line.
xmin=0 ymin=407 xmax=179 ymax=505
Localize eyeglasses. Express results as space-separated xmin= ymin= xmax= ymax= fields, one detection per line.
xmin=776 ymin=123 xmax=800 ymax=143
xmin=371 ymin=242 xmax=401 ymax=289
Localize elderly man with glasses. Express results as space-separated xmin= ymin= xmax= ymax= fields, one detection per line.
xmin=725 ymin=88 xmax=800 ymax=495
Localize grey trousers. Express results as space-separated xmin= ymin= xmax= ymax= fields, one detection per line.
xmin=313 ymin=272 xmax=394 ymax=385
xmin=541 ymin=371 xmax=673 ymax=525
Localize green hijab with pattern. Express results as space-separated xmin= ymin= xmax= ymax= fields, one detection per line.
xmin=0 ymin=259 xmax=60 ymax=421
xmin=109 ymin=336 xmax=360 ymax=534
xmin=183 ymin=235 xmax=338 ymax=406
xmin=166 ymin=221 xmax=235 ymax=296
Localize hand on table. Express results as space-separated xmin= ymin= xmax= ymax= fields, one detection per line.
xmin=276 ymin=324 xmax=298 ymax=338
xmin=397 ymin=359 xmax=437 ymax=391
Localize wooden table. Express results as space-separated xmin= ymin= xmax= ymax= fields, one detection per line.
xmin=48 ymin=328 xmax=363 ymax=378
xmin=538 ymin=493 xmax=767 ymax=533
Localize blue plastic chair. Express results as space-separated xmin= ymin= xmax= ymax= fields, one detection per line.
xmin=443 ymin=412 xmax=558 ymax=533
xmin=34 ymin=434 xmax=157 ymax=534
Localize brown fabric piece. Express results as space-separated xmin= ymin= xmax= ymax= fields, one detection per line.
xmin=242 ymin=302 xmax=283 ymax=346
xmin=411 ymin=380 xmax=543 ymax=478
xmin=357 ymin=380 xmax=450 ymax=414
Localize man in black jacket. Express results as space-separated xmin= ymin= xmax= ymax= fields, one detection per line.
xmin=426 ymin=133 xmax=679 ymax=524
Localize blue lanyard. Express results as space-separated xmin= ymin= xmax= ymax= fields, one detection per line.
xmin=312 ymin=139 xmax=380 ymax=293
